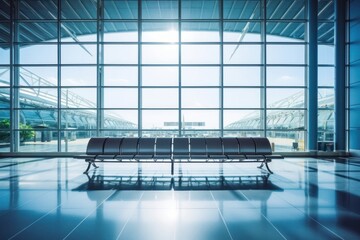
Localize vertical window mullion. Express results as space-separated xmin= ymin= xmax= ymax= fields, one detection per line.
xmin=138 ymin=0 xmax=142 ymax=137
xmin=220 ymin=0 xmax=224 ymax=137
xmin=178 ymin=0 xmax=182 ymax=136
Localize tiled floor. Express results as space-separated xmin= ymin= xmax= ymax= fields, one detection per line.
xmin=1 ymin=157 xmax=360 ymax=240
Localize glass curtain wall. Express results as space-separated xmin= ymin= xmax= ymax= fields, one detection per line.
xmin=0 ymin=0 xmax=336 ymax=153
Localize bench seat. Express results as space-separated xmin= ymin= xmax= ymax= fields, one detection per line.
xmin=75 ymin=137 xmax=283 ymax=174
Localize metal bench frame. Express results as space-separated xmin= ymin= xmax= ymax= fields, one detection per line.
xmin=74 ymin=137 xmax=283 ymax=175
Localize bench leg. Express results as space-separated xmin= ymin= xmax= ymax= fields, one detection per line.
xmin=264 ymin=159 xmax=273 ymax=174
xmin=83 ymin=162 xmax=92 ymax=174
xmin=257 ymin=162 xmax=264 ymax=169
xmin=92 ymin=162 xmax=99 ymax=169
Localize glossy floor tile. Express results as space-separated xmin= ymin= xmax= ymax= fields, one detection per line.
xmin=0 ymin=157 xmax=360 ymax=239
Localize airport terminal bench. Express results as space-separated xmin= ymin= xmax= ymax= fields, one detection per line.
xmin=74 ymin=137 xmax=283 ymax=175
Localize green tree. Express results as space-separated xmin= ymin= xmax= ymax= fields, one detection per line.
xmin=0 ymin=119 xmax=35 ymax=142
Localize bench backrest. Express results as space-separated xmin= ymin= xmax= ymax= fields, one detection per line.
xmin=155 ymin=138 xmax=172 ymax=155
xmin=222 ymin=138 xmax=239 ymax=155
xmin=86 ymin=137 xmax=107 ymax=155
xmin=190 ymin=138 xmax=206 ymax=156
xmin=103 ymin=138 xmax=123 ymax=155
xmin=206 ymin=138 xmax=223 ymax=155
xmin=173 ymin=138 xmax=189 ymax=155
xmin=252 ymin=137 xmax=272 ymax=155
xmin=120 ymin=138 xmax=139 ymax=155
xmin=85 ymin=137 xmax=274 ymax=157
xmin=138 ymin=138 xmax=156 ymax=155
xmin=237 ymin=137 xmax=256 ymax=155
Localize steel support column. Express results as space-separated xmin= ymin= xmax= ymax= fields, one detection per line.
xmin=11 ymin=0 xmax=20 ymax=152
xmin=307 ymin=0 xmax=318 ymax=152
xmin=335 ymin=0 xmax=346 ymax=152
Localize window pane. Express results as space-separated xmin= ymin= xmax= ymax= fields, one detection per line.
xmin=142 ymin=45 xmax=178 ymax=64
xmin=18 ymin=109 xmax=58 ymax=129
xmin=18 ymin=67 xmax=57 ymax=86
xmin=318 ymin=67 xmax=334 ymax=86
xmin=20 ymin=0 xmax=58 ymax=19
xmin=224 ymin=0 xmax=261 ymax=19
xmin=181 ymin=110 xmax=219 ymax=129
xmin=61 ymin=88 xmax=97 ymax=108
xmin=318 ymin=110 xmax=334 ymax=142
xmin=142 ymin=110 xmax=178 ymax=129
xmin=0 ymin=22 xmax=10 ymax=42
xmin=318 ymin=0 xmax=334 ymax=20
xmin=103 ymin=110 xmax=137 ymax=129
xmin=61 ymin=44 xmax=97 ymax=64
xmin=224 ymin=130 xmax=263 ymax=137
xmin=224 ymin=88 xmax=260 ymax=108
xmin=182 ymin=0 xmax=219 ymax=19
xmin=61 ymin=110 xmax=96 ymax=128
xmin=0 ymin=67 xmax=10 ymax=86
xmin=19 ymin=88 xmax=58 ymax=108
xmin=266 ymin=22 xmax=305 ymax=43
xmin=318 ymin=45 xmax=334 ymax=65
xmin=0 ymin=88 xmax=9 ymax=106
xmin=0 ymin=0 xmax=10 ymax=20
xmin=182 ymin=45 xmax=219 ymax=64
xmin=61 ymin=66 xmax=96 ymax=86
xmin=0 ymin=129 xmax=10 ymax=152
xmin=267 ymin=67 xmax=305 ymax=86
xmin=266 ymin=110 xmax=305 ymax=130
xmin=318 ymin=22 xmax=334 ymax=44
xmin=0 ymin=47 xmax=10 ymax=64
xmin=142 ymin=88 xmax=178 ymax=108
xmin=103 ymin=88 xmax=137 ymax=108
xmin=104 ymin=0 xmax=138 ymax=19
xmin=266 ymin=0 xmax=305 ymax=20
xmin=61 ymin=22 xmax=97 ymax=42
xmin=104 ymin=66 xmax=138 ymax=86
xmin=319 ymin=88 xmax=334 ymax=109
xmin=182 ymin=89 xmax=219 ymax=108
xmin=142 ymin=22 xmax=178 ymax=42
xmin=61 ymin=0 xmax=97 ymax=19
xmin=182 ymin=22 xmax=220 ymax=42
xmin=267 ymin=131 xmax=305 ymax=151
xmin=20 ymin=44 xmax=58 ymax=64
xmin=223 ymin=45 xmax=261 ymax=64
xmin=267 ymin=88 xmax=305 ymax=108
xmin=142 ymin=67 xmax=178 ymax=86
xmin=19 ymin=131 xmax=58 ymax=152
xmin=224 ymin=67 xmax=261 ymax=86
xmin=142 ymin=130 xmax=178 ymax=137
xmin=182 ymin=67 xmax=219 ymax=86
xmin=267 ymin=45 xmax=305 ymax=64
xmin=224 ymin=110 xmax=261 ymax=129
xmin=18 ymin=22 xmax=58 ymax=42
xmin=142 ymin=0 xmax=178 ymax=19
xmin=104 ymin=44 xmax=138 ymax=64
xmin=104 ymin=22 xmax=138 ymax=42
xmin=60 ymin=131 xmax=96 ymax=152
xmin=223 ymin=21 xmax=261 ymax=42
xmin=182 ymin=130 xmax=220 ymax=137
xmin=101 ymin=130 xmax=138 ymax=137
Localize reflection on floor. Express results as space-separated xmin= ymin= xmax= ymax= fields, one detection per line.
xmin=1 ymin=157 xmax=360 ymax=239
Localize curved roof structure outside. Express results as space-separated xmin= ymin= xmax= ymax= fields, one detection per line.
xmin=0 ymin=0 xmax=334 ymax=46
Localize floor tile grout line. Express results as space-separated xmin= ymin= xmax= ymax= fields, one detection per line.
xmin=239 ymin=190 xmax=288 ymax=240
xmin=116 ymin=191 xmax=145 ymax=240
xmin=62 ymin=189 xmax=117 ymax=240
xmin=8 ymin=205 xmax=61 ymax=240
xmin=277 ymin=194 xmax=345 ymax=240
xmin=209 ymin=191 xmax=234 ymax=240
